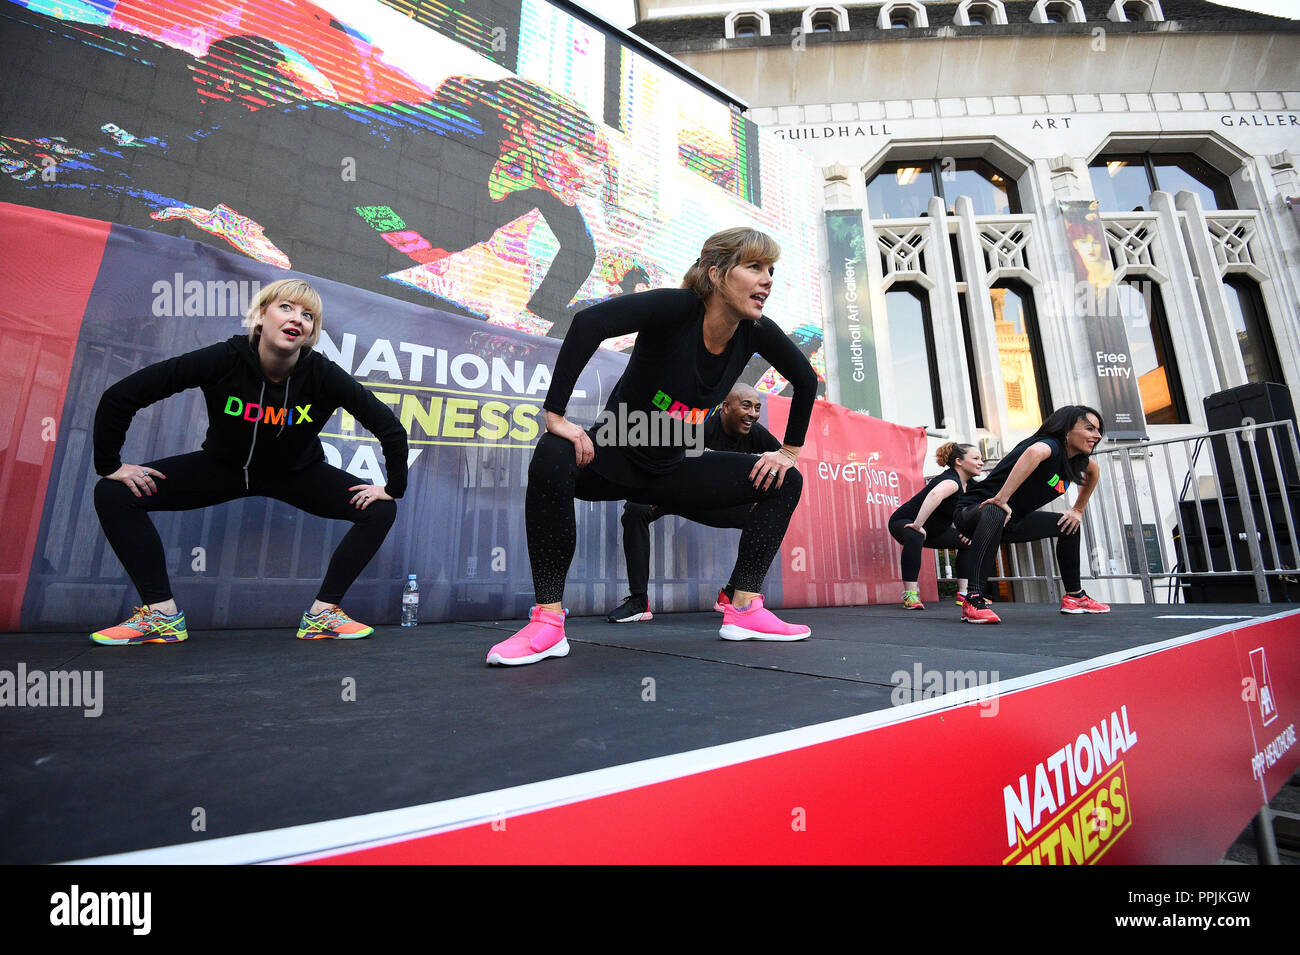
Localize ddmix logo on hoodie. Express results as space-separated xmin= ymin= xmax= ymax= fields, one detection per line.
xmin=222 ymin=395 xmax=313 ymax=426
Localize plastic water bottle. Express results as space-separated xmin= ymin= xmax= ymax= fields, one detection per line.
xmin=401 ymin=574 xmax=419 ymax=627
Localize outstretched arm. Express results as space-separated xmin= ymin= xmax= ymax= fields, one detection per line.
xmin=332 ymin=367 xmax=410 ymax=500
xmin=1059 ymin=458 xmax=1101 ymax=534
xmin=907 ymin=479 xmax=960 ymax=536
xmin=93 ymin=342 xmax=229 ymax=477
xmin=982 ymin=441 xmax=1053 ymax=523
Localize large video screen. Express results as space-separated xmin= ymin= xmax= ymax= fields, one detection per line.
xmin=0 ymin=0 xmax=825 ymax=385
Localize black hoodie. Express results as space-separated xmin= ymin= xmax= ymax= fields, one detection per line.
xmin=94 ymin=334 xmax=408 ymax=497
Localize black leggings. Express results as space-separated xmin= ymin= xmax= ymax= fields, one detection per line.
xmin=622 ymin=501 xmax=755 ymax=598
xmin=887 ymin=518 xmax=974 ymax=583
xmin=953 ymin=505 xmax=1081 ymax=596
xmin=94 ymin=451 xmax=397 ymax=606
xmin=527 ymin=434 xmax=801 ymax=604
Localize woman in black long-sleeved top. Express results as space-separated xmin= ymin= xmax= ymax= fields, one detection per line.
xmin=952 ymin=405 xmax=1111 ymax=624
xmin=90 ymin=278 xmax=407 ymax=645
xmin=487 ymin=227 xmax=819 ymax=666
xmin=888 ymin=441 xmax=982 ymax=609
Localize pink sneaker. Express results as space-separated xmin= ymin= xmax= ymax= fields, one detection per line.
xmin=486 ymin=606 xmax=570 ymax=666
xmin=713 ymin=588 xmax=731 ymax=613
xmin=718 ymin=596 xmax=810 ymax=641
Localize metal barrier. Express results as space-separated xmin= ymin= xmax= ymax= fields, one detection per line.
xmin=934 ymin=420 xmax=1300 ymax=605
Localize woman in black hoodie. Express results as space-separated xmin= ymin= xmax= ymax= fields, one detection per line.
xmin=90 ymin=278 xmax=408 ymax=644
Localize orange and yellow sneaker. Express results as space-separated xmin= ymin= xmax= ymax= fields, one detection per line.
xmin=91 ymin=606 xmax=188 ymax=645
xmin=296 ymin=605 xmax=373 ymax=640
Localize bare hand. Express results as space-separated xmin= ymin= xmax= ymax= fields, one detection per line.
xmin=108 ymin=464 xmax=165 ymax=498
xmin=349 ymin=484 xmax=393 ymax=510
xmin=980 ymin=497 xmax=1012 ymax=525
xmin=750 ymin=450 xmax=795 ymax=490
xmin=546 ymin=411 xmax=594 ymax=467
xmin=1057 ymin=507 xmax=1084 ymax=534
xmin=904 ymin=522 xmax=926 ymax=540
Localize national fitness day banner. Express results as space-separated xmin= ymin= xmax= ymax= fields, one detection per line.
xmin=1 ymin=203 xmax=923 ymax=631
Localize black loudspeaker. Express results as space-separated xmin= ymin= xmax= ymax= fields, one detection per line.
xmin=1175 ymin=494 xmax=1300 ymax=603
xmin=1204 ymin=382 xmax=1299 ymax=498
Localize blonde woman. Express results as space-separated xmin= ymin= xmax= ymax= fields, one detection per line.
xmin=90 ymin=279 xmax=407 ymax=644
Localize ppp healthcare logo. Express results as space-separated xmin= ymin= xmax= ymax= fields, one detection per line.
xmin=1247 ymin=646 xmax=1297 ymax=782
xmin=1001 ymin=705 xmax=1138 ymax=865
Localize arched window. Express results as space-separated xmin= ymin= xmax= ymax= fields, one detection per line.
xmin=802 ymin=5 xmax=849 ymax=34
xmin=956 ymin=0 xmax=1008 ymax=25
xmin=1089 ymin=153 xmax=1235 ymax=212
xmin=867 ymin=158 xmax=1020 ymax=219
xmin=725 ymin=11 xmax=771 ymax=39
xmin=1111 ymin=0 xmax=1164 ymax=22
xmin=1032 ymin=0 xmax=1085 ymax=24
xmin=885 ymin=286 xmax=944 ymax=429
xmin=1115 ymin=279 xmax=1187 ymax=424
xmin=877 ymin=2 xmax=927 ymax=30
xmin=990 ymin=283 xmax=1052 ymax=432
xmin=1223 ymin=278 xmax=1285 ymax=385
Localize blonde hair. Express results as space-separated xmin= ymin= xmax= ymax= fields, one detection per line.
xmin=936 ymin=442 xmax=975 ymax=468
xmin=681 ymin=227 xmax=781 ymax=302
xmin=245 ymin=279 xmax=324 ymax=348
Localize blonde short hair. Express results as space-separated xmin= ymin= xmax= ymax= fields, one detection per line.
xmin=681 ymin=227 xmax=781 ymax=302
xmin=245 ymin=279 xmax=324 ymax=348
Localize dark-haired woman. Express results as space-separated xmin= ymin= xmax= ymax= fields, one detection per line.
xmin=888 ymin=442 xmax=982 ymax=609
xmin=487 ymin=227 xmax=819 ymax=666
xmin=952 ymin=406 xmax=1111 ymax=624
xmin=90 ymin=279 xmax=407 ymax=644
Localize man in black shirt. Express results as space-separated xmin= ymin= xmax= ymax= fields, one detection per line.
xmin=608 ymin=384 xmax=780 ymax=622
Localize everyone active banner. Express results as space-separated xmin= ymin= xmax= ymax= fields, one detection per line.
xmin=1 ymin=202 xmax=925 ymax=631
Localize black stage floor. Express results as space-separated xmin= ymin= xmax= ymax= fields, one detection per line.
xmin=0 ymin=602 xmax=1288 ymax=864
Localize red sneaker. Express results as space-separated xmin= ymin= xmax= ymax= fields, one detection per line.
xmin=961 ymin=593 xmax=1001 ymax=625
xmin=713 ymin=588 xmax=731 ymax=613
xmin=1061 ymin=591 xmax=1111 ymax=614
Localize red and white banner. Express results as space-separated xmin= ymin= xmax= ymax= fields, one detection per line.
xmin=769 ymin=396 xmax=933 ymax=606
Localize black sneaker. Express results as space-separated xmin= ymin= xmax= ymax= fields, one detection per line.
xmin=607 ymin=594 xmax=652 ymax=623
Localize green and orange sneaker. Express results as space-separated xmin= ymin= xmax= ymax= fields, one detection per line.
xmin=296 ymin=605 xmax=373 ymax=640
xmin=91 ymin=606 xmax=188 ymax=645
xmin=902 ymin=590 xmax=925 ymax=610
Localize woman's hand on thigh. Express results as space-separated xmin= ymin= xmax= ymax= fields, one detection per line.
xmin=108 ymin=464 xmax=165 ymax=498
xmin=980 ymin=497 xmax=1013 ymax=526
xmin=546 ymin=411 xmax=594 ymax=467
xmin=349 ymin=484 xmax=393 ymax=509
xmin=1057 ymin=506 xmax=1084 ymax=534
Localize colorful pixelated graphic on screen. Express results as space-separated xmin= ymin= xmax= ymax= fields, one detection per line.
xmin=1 ymin=0 xmax=825 ymax=391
